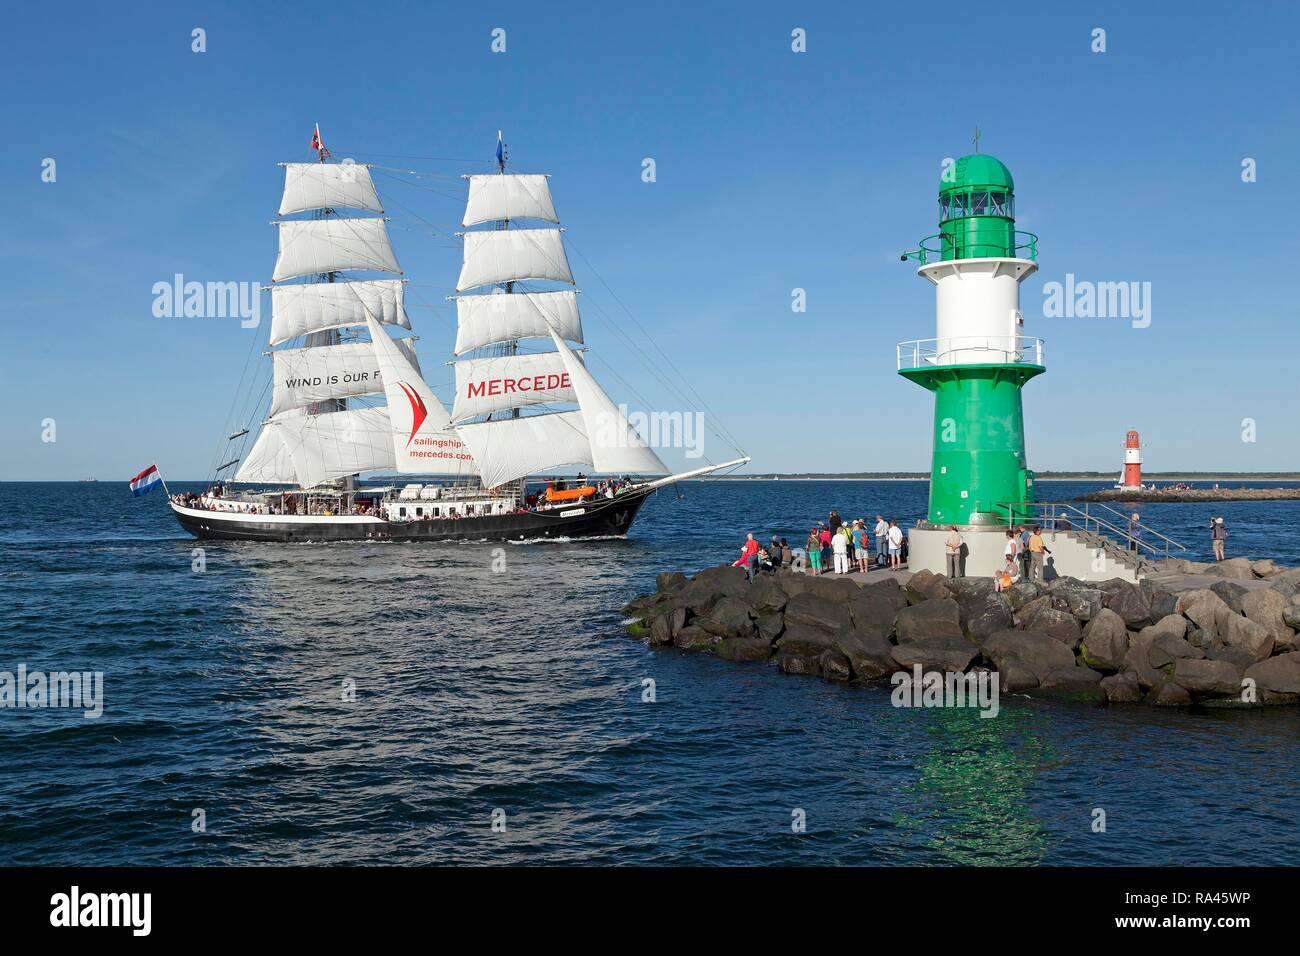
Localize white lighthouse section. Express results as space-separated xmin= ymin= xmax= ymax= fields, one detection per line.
xmin=918 ymin=257 xmax=1039 ymax=365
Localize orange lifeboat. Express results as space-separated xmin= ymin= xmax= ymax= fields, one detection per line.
xmin=545 ymin=485 xmax=596 ymax=503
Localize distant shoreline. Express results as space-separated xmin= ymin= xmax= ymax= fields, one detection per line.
xmin=7 ymin=474 xmax=1300 ymax=483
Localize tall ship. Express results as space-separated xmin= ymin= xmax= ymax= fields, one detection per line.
xmin=171 ymin=130 xmax=746 ymax=543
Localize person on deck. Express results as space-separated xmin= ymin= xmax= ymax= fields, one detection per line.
xmin=1128 ymin=512 xmax=1143 ymax=552
xmin=1211 ymin=517 xmax=1227 ymax=561
xmin=874 ymin=515 xmax=889 ymax=566
xmin=887 ymin=520 xmax=904 ymax=569
xmin=806 ymin=528 xmax=823 ymax=575
xmin=739 ymin=533 xmax=760 ymax=582
xmin=852 ymin=520 xmax=869 ymax=573
xmin=831 ymin=523 xmax=850 ymax=574
xmin=945 ymin=525 xmax=963 ymax=578
xmin=1027 ymin=526 xmax=1051 ymax=581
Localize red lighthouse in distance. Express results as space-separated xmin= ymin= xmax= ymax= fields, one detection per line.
xmin=1121 ymin=430 xmax=1143 ymax=489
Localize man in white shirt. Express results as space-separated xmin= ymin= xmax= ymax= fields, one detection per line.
xmin=887 ymin=520 xmax=904 ymax=569
xmin=831 ymin=526 xmax=850 ymax=574
xmin=874 ymin=515 xmax=889 ymax=566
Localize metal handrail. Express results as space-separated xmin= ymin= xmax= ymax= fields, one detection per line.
xmin=897 ymin=336 xmax=1044 ymax=370
xmin=993 ymin=500 xmax=1187 ymax=560
xmin=900 ymin=231 xmax=1039 ymax=265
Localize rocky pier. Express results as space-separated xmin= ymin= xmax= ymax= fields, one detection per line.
xmin=620 ymin=559 xmax=1300 ymax=707
xmin=1079 ymin=486 xmax=1300 ymax=503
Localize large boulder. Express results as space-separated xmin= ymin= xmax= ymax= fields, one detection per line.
xmin=1002 ymin=580 xmax=1042 ymax=612
xmin=904 ymin=568 xmax=953 ymax=605
xmin=775 ymin=646 xmax=821 ymax=676
xmin=743 ymin=576 xmax=789 ymax=614
xmin=1148 ymin=590 xmax=1177 ymax=621
xmin=697 ymin=596 xmax=756 ymax=639
xmin=1102 ymin=580 xmax=1153 ymax=628
xmin=1251 ymin=559 xmax=1279 ymax=578
xmin=1173 ymin=658 xmax=1243 ymax=696
xmin=673 ymin=624 xmax=720 ymax=652
xmin=819 ymin=650 xmax=853 ymax=682
xmin=1080 ymin=608 xmax=1129 ymax=671
xmin=890 ymin=635 xmax=978 ymax=672
xmin=862 ymin=577 xmax=909 ymax=612
xmin=1206 ymin=557 xmax=1256 ymax=581
xmin=802 ymin=574 xmax=859 ymax=603
xmin=1024 ymin=606 xmax=1083 ymax=649
xmin=983 ymin=630 xmax=1078 ymax=682
xmin=1145 ymin=681 xmax=1193 ymax=706
xmin=1146 ymin=613 xmax=1188 ymax=641
xmin=648 ymin=612 xmax=674 ymax=646
xmin=783 ymin=591 xmax=852 ymax=634
xmin=894 ymin=598 xmax=963 ymax=644
xmin=1213 ymin=607 xmax=1275 ymax=661
xmin=1146 ymin=630 xmax=1203 ymax=668
xmin=1207 ymin=644 xmax=1258 ymax=673
xmin=1244 ymin=652 xmax=1300 ymax=695
xmin=834 ymin=629 xmax=896 ymax=681
xmin=774 ymin=621 xmax=836 ymax=656
xmin=1100 ymin=671 xmax=1142 ymax=703
xmin=656 ymin=570 xmax=688 ymax=593
xmin=716 ymin=637 xmax=773 ymax=662
xmin=1050 ymin=578 xmax=1105 ymax=621
xmin=1122 ymin=632 xmax=1166 ymax=689
xmin=848 ymin=593 xmax=897 ymax=641
xmin=1210 ymin=580 xmax=1249 ymax=613
xmin=1241 ymin=588 xmax=1293 ymax=649
xmin=953 ymin=588 xmax=1015 ymax=643
xmin=1175 ymin=589 xmax=1231 ymax=631
xmin=755 ymin=611 xmax=785 ymax=643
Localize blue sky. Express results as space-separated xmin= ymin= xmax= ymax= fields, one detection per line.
xmin=4 ymin=0 xmax=1298 ymax=480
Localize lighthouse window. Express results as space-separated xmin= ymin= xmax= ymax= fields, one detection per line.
xmin=970 ymin=191 xmax=990 ymax=215
xmin=988 ymin=191 xmax=1011 ymax=216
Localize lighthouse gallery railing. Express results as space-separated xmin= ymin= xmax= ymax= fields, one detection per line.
xmin=897 ymin=335 xmax=1044 ymax=370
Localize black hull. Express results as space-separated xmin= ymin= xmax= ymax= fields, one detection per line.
xmin=171 ymin=489 xmax=653 ymax=543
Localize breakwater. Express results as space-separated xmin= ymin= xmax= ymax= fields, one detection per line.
xmin=621 ymin=562 xmax=1300 ymax=707
xmin=1079 ymin=487 xmax=1300 ymax=503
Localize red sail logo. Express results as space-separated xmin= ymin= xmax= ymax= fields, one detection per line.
xmin=397 ymin=382 xmax=427 ymax=446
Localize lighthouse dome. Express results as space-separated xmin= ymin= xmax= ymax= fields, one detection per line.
xmin=941 ymin=154 xmax=1014 ymax=194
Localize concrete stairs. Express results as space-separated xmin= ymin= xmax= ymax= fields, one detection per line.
xmin=1041 ymin=527 xmax=1161 ymax=583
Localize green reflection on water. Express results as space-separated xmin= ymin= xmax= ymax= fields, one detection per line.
xmin=893 ymin=705 xmax=1060 ymax=866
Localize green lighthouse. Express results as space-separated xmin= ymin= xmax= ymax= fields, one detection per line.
xmin=899 ymin=153 xmax=1042 ymax=528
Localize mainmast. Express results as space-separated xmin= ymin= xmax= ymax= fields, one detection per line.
xmin=447 ymin=134 xmax=671 ymax=489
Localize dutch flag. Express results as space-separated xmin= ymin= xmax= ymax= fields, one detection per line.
xmin=129 ymin=464 xmax=163 ymax=497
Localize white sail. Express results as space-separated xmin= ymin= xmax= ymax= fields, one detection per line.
xmin=276 ymin=406 xmax=396 ymax=488
xmin=279 ymin=162 xmax=383 ymax=216
xmin=456 ymin=229 xmax=573 ymax=292
xmin=365 ymin=315 xmax=478 ymax=476
xmin=452 ymin=351 xmax=578 ymax=422
xmin=269 ymin=339 xmax=419 ymax=417
xmin=453 ymin=290 xmax=583 ymax=355
xmin=549 ymin=330 xmax=669 ymax=475
xmin=270 ymin=279 xmax=410 ymax=346
xmin=273 ymin=218 xmax=402 ymax=282
xmin=232 ymin=421 xmax=297 ymax=483
xmin=462 ymin=174 xmax=558 ymax=227
xmin=456 ymin=411 xmax=592 ymax=489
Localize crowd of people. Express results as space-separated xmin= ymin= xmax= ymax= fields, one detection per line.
xmin=732 ymin=511 xmax=907 ymax=581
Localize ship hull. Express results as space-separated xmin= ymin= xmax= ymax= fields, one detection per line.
xmin=170 ymin=488 xmax=653 ymax=543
